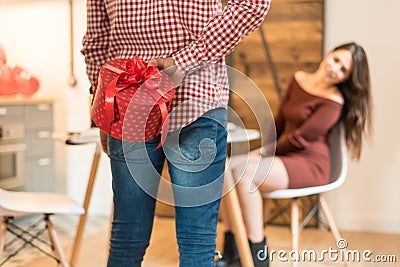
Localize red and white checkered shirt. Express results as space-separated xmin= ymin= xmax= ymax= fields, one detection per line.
xmin=82 ymin=0 xmax=270 ymax=130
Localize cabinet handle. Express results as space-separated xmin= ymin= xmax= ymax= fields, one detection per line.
xmin=37 ymin=104 xmax=50 ymax=111
xmin=37 ymin=131 xmax=51 ymax=139
xmin=0 ymin=108 xmax=7 ymax=116
xmin=37 ymin=157 xmax=51 ymax=166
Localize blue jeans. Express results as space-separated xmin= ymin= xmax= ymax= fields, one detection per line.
xmin=107 ymin=108 xmax=227 ymax=267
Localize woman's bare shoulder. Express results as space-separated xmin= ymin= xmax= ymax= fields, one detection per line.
xmin=328 ymin=86 xmax=345 ymax=105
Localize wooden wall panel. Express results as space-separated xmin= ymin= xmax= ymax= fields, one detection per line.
xmin=228 ymin=0 xmax=324 ymax=131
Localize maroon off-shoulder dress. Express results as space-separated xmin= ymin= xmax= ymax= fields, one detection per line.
xmin=273 ymin=77 xmax=343 ymax=188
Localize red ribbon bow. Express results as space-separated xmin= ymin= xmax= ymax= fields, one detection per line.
xmin=114 ymin=57 xmax=161 ymax=90
xmin=101 ymin=56 xmax=174 ymax=147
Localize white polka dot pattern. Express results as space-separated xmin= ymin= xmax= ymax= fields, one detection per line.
xmin=91 ymin=58 xmax=175 ymax=142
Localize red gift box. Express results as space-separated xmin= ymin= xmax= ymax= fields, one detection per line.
xmin=91 ymin=56 xmax=175 ymax=145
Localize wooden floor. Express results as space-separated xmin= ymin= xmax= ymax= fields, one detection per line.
xmin=17 ymin=216 xmax=400 ymax=267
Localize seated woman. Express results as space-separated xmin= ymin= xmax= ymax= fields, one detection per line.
xmin=216 ymin=42 xmax=372 ymax=267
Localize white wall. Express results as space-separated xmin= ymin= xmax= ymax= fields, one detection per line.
xmin=324 ymin=0 xmax=400 ymax=233
xmin=0 ymin=0 xmax=112 ymax=216
xmin=1 ymin=0 xmax=399 ymax=232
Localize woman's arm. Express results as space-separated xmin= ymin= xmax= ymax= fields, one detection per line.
xmin=274 ymin=80 xmax=294 ymax=138
xmin=275 ymin=102 xmax=343 ymax=155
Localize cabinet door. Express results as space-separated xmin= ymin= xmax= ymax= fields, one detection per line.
xmin=24 ymin=103 xmax=55 ymax=192
xmin=25 ymin=104 xmax=53 ymax=129
xmin=25 ymin=130 xmax=53 ymax=157
xmin=0 ymin=105 xmax=24 ymax=124
xmin=25 ymin=156 xmax=55 ymax=192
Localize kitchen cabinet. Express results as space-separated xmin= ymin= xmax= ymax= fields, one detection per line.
xmin=0 ymin=99 xmax=55 ymax=192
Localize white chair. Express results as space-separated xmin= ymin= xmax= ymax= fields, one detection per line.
xmin=0 ymin=188 xmax=84 ymax=267
xmin=262 ymin=123 xmax=348 ymax=266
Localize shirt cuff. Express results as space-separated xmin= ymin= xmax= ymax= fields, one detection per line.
xmin=172 ymin=45 xmax=207 ymax=76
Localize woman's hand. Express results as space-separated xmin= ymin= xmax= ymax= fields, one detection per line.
xmin=249 ymin=148 xmax=263 ymax=157
xmin=258 ymin=144 xmax=275 ymax=157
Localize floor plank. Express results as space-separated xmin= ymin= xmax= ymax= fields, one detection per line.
xmin=14 ymin=217 xmax=400 ymax=267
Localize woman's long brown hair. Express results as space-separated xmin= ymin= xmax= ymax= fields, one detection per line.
xmin=334 ymin=42 xmax=372 ymax=160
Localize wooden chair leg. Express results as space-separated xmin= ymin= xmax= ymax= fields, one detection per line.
xmin=223 ymin=165 xmax=254 ymax=267
xmin=0 ymin=217 xmax=7 ymax=259
xmin=45 ymin=215 xmax=71 ymax=267
xmin=291 ymin=198 xmax=300 ymax=267
xmin=319 ymin=195 xmax=342 ymax=242
xmin=70 ymin=143 xmax=101 ymax=267
xmin=319 ymin=195 xmax=349 ymax=266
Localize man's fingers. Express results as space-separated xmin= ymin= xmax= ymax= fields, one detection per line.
xmin=99 ymin=130 xmax=108 ymax=154
xmin=147 ymin=57 xmax=184 ymax=85
xmin=147 ymin=58 xmax=158 ymax=67
xmin=147 ymin=58 xmax=174 ymax=70
xmin=147 ymin=58 xmax=167 ymax=68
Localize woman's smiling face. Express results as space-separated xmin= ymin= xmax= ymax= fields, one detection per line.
xmin=319 ymin=49 xmax=353 ymax=84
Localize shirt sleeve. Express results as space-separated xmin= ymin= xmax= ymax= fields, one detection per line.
xmin=81 ymin=0 xmax=110 ymax=88
xmin=172 ymin=0 xmax=271 ymax=73
xmin=275 ymin=102 xmax=343 ymax=155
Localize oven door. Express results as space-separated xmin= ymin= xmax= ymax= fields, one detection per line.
xmin=0 ymin=143 xmax=26 ymax=189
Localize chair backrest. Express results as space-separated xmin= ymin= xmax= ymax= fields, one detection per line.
xmin=327 ymin=123 xmax=348 ymax=185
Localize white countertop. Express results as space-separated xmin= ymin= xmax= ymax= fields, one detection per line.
xmin=53 ymin=124 xmax=260 ymax=145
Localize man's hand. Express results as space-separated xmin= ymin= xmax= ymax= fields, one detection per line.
xmin=147 ymin=57 xmax=184 ymax=86
xmin=99 ymin=130 xmax=108 ymax=154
